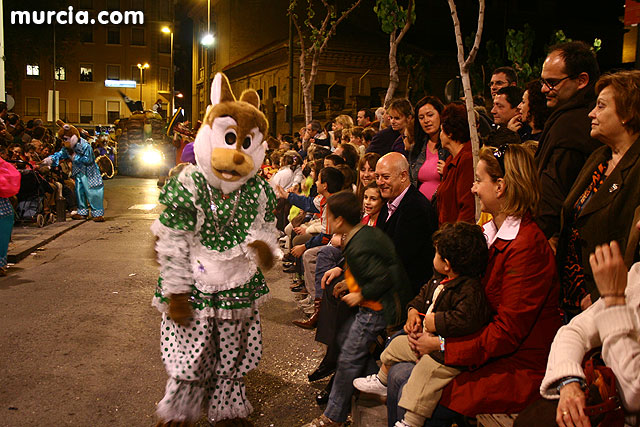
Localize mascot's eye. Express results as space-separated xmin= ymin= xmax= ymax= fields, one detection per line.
xmin=242 ymin=136 xmax=252 ymax=149
xmin=225 ymin=132 xmax=236 ymax=145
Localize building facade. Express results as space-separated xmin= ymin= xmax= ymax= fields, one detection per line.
xmin=187 ymin=0 xmax=425 ymax=136
xmin=10 ymin=0 xmax=173 ymax=127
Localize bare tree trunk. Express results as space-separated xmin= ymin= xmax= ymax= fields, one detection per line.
xmin=447 ymin=0 xmax=485 ymax=220
xmin=385 ymin=33 xmax=399 ymax=106
xmin=383 ymin=0 xmax=413 ymax=105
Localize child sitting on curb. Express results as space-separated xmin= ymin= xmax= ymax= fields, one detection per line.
xmin=353 ymin=222 xmax=492 ymax=427
xmin=303 ymin=190 xmax=413 ymax=427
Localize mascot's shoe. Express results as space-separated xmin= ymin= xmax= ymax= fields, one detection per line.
xmin=92 ymin=216 xmax=105 ymax=222
xmin=71 ymin=214 xmax=87 ymax=220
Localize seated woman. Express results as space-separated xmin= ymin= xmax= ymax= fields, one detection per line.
xmin=515 ymin=217 xmax=640 ymax=427
xmin=435 ymin=103 xmax=475 ymax=225
xmin=386 ymin=144 xmax=562 ymax=426
xmin=355 ymin=153 xmax=381 ymax=205
xmin=556 ymin=70 xmax=640 ymax=318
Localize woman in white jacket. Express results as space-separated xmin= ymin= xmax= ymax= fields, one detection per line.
xmin=539 ymin=217 xmax=640 ymax=427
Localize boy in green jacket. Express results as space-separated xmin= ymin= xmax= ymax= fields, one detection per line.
xmin=304 ymin=190 xmax=413 ymax=427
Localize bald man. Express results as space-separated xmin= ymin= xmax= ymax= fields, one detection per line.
xmin=375 ymin=153 xmax=437 ymax=296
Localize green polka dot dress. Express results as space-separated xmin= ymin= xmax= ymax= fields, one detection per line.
xmin=151 ymin=165 xmax=278 ymax=423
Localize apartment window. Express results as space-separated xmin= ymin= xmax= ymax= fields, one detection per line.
xmin=80 ymin=100 xmax=93 ymax=123
xmin=59 ymin=99 xmax=68 ymax=121
xmin=26 ymin=98 xmax=40 ymax=116
xmin=159 ymin=67 xmax=169 ymax=91
xmin=158 ymin=0 xmax=170 ymax=20
xmin=26 ymin=64 xmax=40 ymax=78
xmin=106 ymin=0 xmax=119 ymax=11
xmin=80 ymin=64 xmax=93 ymax=82
xmin=131 ymin=0 xmax=143 ymax=10
xmin=107 ymin=27 xmax=120 ymax=45
xmin=55 ymin=66 xmax=66 ymax=81
xmin=107 ymin=65 xmax=120 ymax=80
xmin=78 ymin=0 xmax=93 ymax=9
xmin=158 ymin=35 xmax=170 ymax=53
xmin=81 ymin=28 xmax=93 ymax=43
xmin=107 ymin=101 xmax=120 ymax=123
xmin=131 ymin=27 xmax=145 ymax=46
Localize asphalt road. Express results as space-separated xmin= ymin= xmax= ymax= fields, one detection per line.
xmin=0 ymin=177 xmax=329 ymax=427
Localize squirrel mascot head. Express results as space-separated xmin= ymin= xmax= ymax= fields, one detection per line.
xmin=193 ymin=73 xmax=268 ymax=194
xmin=56 ymin=119 xmax=81 ymax=149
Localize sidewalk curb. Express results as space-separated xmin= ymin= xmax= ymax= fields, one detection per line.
xmin=8 ymin=220 xmax=88 ymax=264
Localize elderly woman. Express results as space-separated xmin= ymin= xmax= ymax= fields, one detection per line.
xmin=513 ymin=217 xmax=640 ymax=427
xmin=409 ymin=96 xmax=445 ymax=201
xmin=434 ymin=103 xmax=475 ymax=225
xmin=557 ymin=70 xmax=640 ymax=318
xmin=386 ymin=144 xmax=562 ymax=426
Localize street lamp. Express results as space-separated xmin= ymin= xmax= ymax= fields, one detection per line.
xmin=161 ymin=26 xmax=174 ymax=117
xmin=137 ymin=62 xmax=149 ymax=106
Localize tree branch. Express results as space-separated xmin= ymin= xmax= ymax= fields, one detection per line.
xmin=318 ymin=0 xmax=362 ymax=52
xmin=394 ymin=0 xmax=413 ymax=46
xmin=463 ymin=0 xmax=485 ymax=70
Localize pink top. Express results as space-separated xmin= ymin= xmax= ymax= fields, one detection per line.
xmin=417 ymin=147 xmax=440 ymax=201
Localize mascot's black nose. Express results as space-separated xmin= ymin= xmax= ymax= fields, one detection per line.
xmin=233 ymin=152 xmax=244 ymax=165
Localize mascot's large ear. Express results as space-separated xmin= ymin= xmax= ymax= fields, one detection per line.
xmin=210 ymin=73 xmax=235 ymax=106
xmin=56 ymin=119 xmax=66 ymax=129
xmin=239 ymin=89 xmax=260 ymax=109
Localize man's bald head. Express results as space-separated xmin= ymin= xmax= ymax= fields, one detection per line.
xmin=376 ymin=152 xmax=410 ymax=200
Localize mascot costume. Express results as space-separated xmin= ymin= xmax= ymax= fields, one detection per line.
xmin=152 ymin=73 xmax=279 ymax=426
xmin=43 ymin=120 xmax=105 ymax=221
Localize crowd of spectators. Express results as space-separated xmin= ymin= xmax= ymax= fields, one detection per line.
xmin=0 ymin=105 xmax=118 ymax=276
xmin=257 ymin=40 xmax=640 ymax=427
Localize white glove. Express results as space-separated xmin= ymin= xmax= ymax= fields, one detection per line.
xmin=42 ymin=156 xmax=53 ymax=166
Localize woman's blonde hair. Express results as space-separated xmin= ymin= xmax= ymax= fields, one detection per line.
xmin=334 ymin=114 xmax=354 ymax=130
xmin=479 ymin=144 xmax=540 ymax=217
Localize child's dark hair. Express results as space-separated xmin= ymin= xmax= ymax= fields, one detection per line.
xmin=432 ymin=222 xmax=488 ymax=279
xmin=326 ymin=191 xmax=361 ymax=226
xmin=319 ymin=166 xmax=345 ymax=194
xmin=325 ymin=153 xmax=346 ymax=166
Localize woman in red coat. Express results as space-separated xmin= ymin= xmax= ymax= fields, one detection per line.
xmin=387 ymin=144 xmax=562 ymax=425
xmin=435 ymin=103 xmax=475 ymax=225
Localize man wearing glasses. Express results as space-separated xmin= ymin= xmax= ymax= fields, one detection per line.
xmin=489 ymin=66 xmax=518 ymax=98
xmin=535 ymin=41 xmax=601 ymax=247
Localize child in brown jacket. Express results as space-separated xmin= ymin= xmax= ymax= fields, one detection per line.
xmin=353 ymin=222 xmax=492 ymax=427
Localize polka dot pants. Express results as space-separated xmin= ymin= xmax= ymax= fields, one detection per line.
xmin=156 ymin=310 xmax=263 ymax=423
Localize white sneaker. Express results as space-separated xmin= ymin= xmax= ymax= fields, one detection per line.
xmin=394 ymin=421 xmax=411 ymax=427
xmin=353 ymin=374 xmax=387 ymax=396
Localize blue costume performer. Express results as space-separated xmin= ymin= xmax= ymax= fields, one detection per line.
xmin=44 ymin=120 xmax=105 ymax=221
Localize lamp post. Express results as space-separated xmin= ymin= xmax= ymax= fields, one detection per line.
xmin=201 ymin=0 xmax=214 ymax=115
xmin=137 ymin=62 xmax=149 ymax=106
xmin=162 ymin=26 xmax=174 ymax=116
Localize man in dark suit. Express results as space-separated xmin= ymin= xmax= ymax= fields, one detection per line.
xmin=376 ymin=152 xmax=437 ymax=296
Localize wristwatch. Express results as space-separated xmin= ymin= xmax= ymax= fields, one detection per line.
xmin=556 ymin=377 xmax=586 ymax=394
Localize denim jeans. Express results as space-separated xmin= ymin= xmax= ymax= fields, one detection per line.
xmin=324 ymin=306 xmax=387 ymax=423
xmin=387 ymin=362 xmax=463 ymax=427
xmin=314 ymin=245 xmax=343 ymax=299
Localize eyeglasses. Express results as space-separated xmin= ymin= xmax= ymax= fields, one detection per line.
xmin=539 ymin=74 xmax=577 ymax=91
xmin=488 ymin=80 xmax=508 ymax=88
xmin=492 ymin=144 xmax=510 ymax=175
